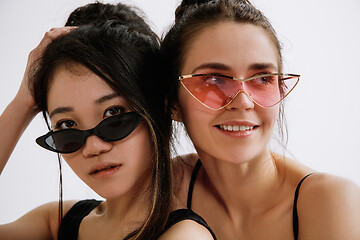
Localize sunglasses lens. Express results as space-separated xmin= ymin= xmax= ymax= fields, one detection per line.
xmin=247 ymin=74 xmax=299 ymax=107
xmin=280 ymin=75 xmax=299 ymax=97
xmin=40 ymin=130 xmax=85 ymax=153
xmin=181 ymin=75 xmax=239 ymax=109
xmin=97 ymin=112 xmax=142 ymax=141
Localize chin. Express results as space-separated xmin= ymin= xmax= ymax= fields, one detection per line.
xmin=88 ymin=182 xmax=129 ymax=200
xmin=96 ymin=189 xmax=128 ymax=200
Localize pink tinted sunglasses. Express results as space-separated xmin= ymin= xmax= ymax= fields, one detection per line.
xmin=179 ymin=73 xmax=300 ymax=110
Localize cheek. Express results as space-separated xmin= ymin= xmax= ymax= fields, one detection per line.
xmin=177 ymin=86 xmax=208 ymax=119
xmin=121 ymin=128 xmax=154 ymax=185
xmin=61 ymin=153 xmax=86 ymax=177
xmin=119 ymin=122 xmax=153 ymax=168
xmin=260 ymin=105 xmax=279 ymax=132
xmin=177 ymin=87 xmax=191 ymax=114
xmin=177 ymin=88 xmax=215 ymax=142
xmin=271 ymin=106 xmax=280 ymax=124
xmin=178 ymin=89 xmax=199 ymax=125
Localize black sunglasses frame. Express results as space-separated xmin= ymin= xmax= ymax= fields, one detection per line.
xmin=36 ymin=111 xmax=142 ymax=154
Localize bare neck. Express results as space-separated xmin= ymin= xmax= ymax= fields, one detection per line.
xmin=78 ymin=185 xmax=153 ymax=240
xmin=92 ymin=178 xmax=153 ymax=233
xmin=197 ymin=149 xmax=288 ymax=217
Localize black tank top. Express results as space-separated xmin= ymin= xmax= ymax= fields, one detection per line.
xmin=58 ymin=199 xmax=217 ymax=239
xmin=187 ymin=160 xmax=313 ymax=240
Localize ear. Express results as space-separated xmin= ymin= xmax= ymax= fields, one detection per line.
xmin=171 ymin=104 xmax=183 ymax=122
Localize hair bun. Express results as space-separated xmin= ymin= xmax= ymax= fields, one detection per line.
xmin=181 ymin=0 xmax=212 ymax=5
xmin=65 ymin=2 xmax=157 ymax=40
xmin=66 ymin=2 xmax=143 ymax=27
xmin=175 ymin=0 xmax=213 ymax=21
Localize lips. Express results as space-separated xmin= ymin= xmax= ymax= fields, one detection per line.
xmin=90 ymin=163 xmax=122 ymax=175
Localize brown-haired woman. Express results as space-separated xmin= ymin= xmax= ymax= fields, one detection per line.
xmin=161 ymin=0 xmax=360 ymax=239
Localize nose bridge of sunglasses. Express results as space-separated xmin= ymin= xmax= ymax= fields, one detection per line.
xmin=226 ymin=88 xmax=255 ymax=107
xmin=88 ymin=125 xmax=110 ymax=142
xmin=79 ymin=127 xmax=102 ymax=145
xmin=82 ymin=130 xmax=110 ymax=149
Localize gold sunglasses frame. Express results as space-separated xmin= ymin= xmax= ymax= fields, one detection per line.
xmin=178 ymin=73 xmax=300 ymax=110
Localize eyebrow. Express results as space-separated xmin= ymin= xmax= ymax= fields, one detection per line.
xmin=248 ymin=63 xmax=278 ymax=71
xmin=191 ymin=62 xmax=278 ymax=74
xmin=49 ymin=107 xmax=74 ymax=119
xmin=191 ymin=63 xmax=231 ymax=73
xmin=49 ymin=93 xmax=120 ymax=119
xmin=95 ymin=93 xmax=119 ymax=104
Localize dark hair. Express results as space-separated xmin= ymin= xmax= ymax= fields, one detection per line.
xmin=161 ymin=0 xmax=287 ymax=143
xmin=30 ymin=3 xmax=171 ymax=240
xmin=65 ymin=2 xmax=158 ymax=41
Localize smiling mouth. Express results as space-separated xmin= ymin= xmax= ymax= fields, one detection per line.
xmin=90 ymin=164 xmax=122 ymax=175
xmin=216 ymin=125 xmax=258 ymax=132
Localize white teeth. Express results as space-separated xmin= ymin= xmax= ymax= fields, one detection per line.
xmin=219 ymin=125 xmax=254 ymax=131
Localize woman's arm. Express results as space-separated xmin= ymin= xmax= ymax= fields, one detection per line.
xmin=0 ymin=93 xmax=38 ymax=174
xmin=0 ymin=47 xmax=40 ymax=173
xmin=0 ymin=202 xmax=56 ymax=240
xmin=0 ymin=27 xmax=77 ymax=239
xmin=299 ymin=173 xmax=360 ymax=240
xmin=0 ymin=27 xmax=75 ymax=174
xmin=0 ymin=200 xmax=77 ymax=240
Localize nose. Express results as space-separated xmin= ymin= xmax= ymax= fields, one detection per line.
xmin=81 ymin=135 xmax=112 ymax=158
xmin=224 ymin=90 xmax=254 ymax=111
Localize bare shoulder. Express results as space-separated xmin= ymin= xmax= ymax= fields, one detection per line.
xmin=172 ymin=153 xmax=199 ymax=183
xmin=158 ymin=219 xmax=214 ymax=240
xmin=172 ymin=153 xmax=199 ymax=207
xmin=0 ymin=200 xmax=77 ymax=240
xmin=44 ymin=200 xmax=80 ymax=238
xmin=299 ymin=173 xmax=360 ymax=205
xmin=298 ymin=173 xmax=360 ymax=239
xmin=172 ymin=153 xmax=199 ymax=173
xmin=28 ymin=200 xmax=78 ymax=238
xmin=62 ymin=200 xmax=79 ymax=214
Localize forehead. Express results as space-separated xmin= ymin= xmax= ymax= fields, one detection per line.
xmin=47 ymin=63 xmax=116 ymax=111
xmin=181 ymin=22 xmax=279 ymax=74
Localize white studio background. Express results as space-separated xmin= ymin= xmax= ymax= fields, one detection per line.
xmin=0 ymin=0 xmax=359 ymax=224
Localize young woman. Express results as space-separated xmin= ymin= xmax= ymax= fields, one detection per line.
xmin=0 ymin=2 xmax=215 ymax=240
xmin=161 ymin=0 xmax=360 ymax=239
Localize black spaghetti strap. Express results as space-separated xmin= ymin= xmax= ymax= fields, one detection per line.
xmin=187 ymin=160 xmax=202 ymax=209
xmin=293 ymin=173 xmax=314 ymax=240
xmin=58 ymin=199 xmax=102 ymax=240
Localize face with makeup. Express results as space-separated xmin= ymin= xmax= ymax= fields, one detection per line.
xmin=47 ymin=63 xmax=153 ymax=199
xmin=175 ymin=22 xmax=280 ymax=164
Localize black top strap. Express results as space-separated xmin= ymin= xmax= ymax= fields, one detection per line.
xmin=163 ymin=208 xmax=217 ymax=239
xmin=187 ymin=159 xmax=202 ymax=209
xmin=293 ymin=173 xmax=314 ymax=240
xmin=58 ymin=199 xmax=102 ymax=240
xmin=59 ymin=199 xmax=217 ymax=239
